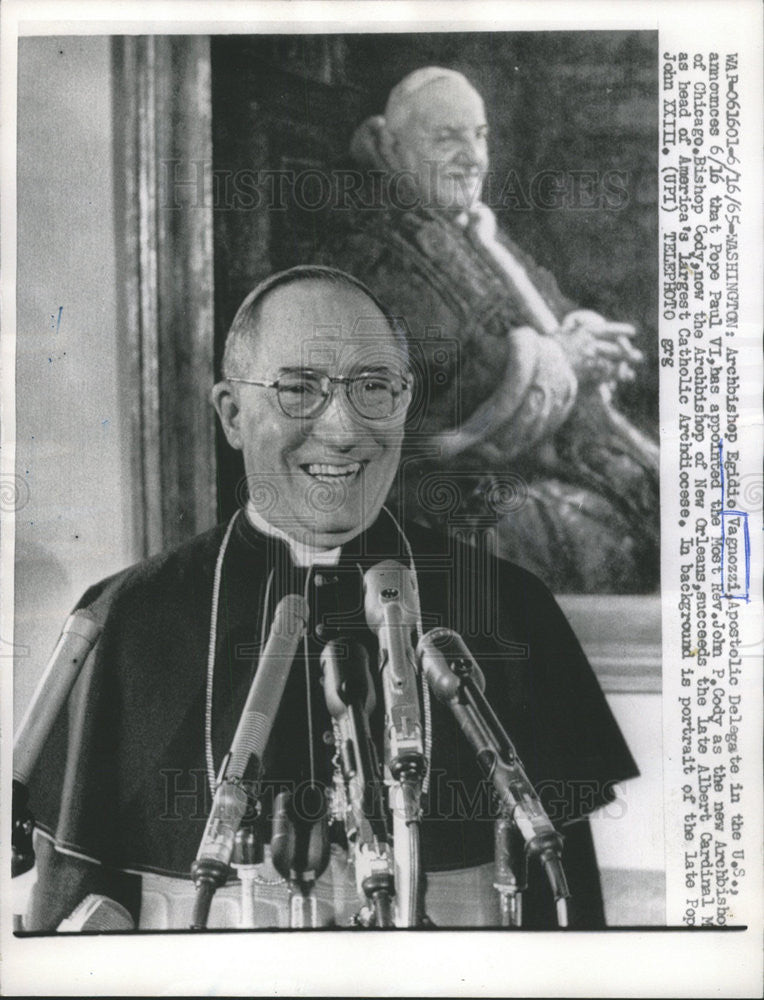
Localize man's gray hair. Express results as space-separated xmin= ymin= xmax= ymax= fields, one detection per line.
xmin=385 ymin=66 xmax=474 ymax=133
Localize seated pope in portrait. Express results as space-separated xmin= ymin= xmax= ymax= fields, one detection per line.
xmin=316 ymin=66 xmax=659 ymax=594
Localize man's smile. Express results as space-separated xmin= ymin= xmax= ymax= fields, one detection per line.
xmin=301 ymin=460 xmax=366 ymax=483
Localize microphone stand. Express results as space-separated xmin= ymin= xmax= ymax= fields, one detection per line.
xmin=190 ymin=593 xmax=309 ymax=930
xmin=321 ymin=639 xmax=394 ymax=928
xmin=190 ymin=755 xmax=252 ymax=930
xmin=494 ymin=811 xmax=527 ymax=927
xmin=364 ymin=564 xmax=426 ymax=928
xmin=231 ymin=823 xmax=263 ymax=929
xmin=419 ymin=628 xmax=571 ymax=928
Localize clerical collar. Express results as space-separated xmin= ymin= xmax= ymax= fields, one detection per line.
xmin=245 ymin=501 xmax=342 ymax=567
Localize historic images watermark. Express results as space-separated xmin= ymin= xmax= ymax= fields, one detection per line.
xmin=158 ymin=768 xmax=628 ymax=827
xmin=159 ymin=159 xmax=632 ymax=214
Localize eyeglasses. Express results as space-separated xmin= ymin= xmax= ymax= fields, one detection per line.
xmin=226 ymin=369 xmax=412 ymax=421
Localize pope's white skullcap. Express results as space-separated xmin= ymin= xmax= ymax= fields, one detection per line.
xmin=384 ymin=66 xmax=475 ymax=131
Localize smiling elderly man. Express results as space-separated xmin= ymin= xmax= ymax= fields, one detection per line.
xmin=317 ymin=67 xmax=660 ymax=594
xmin=21 ymin=266 xmax=636 ymax=932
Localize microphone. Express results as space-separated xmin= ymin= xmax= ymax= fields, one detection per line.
xmin=14 ymin=609 xmax=102 ymax=786
xmin=190 ymin=592 xmax=309 ymax=930
xmin=363 ymin=562 xmax=424 ymax=779
xmin=320 ymin=639 xmax=394 ymax=926
xmin=364 ymin=561 xmax=425 ymax=927
xmin=418 ymin=627 xmax=571 ymax=922
xmin=13 ymin=609 xmax=103 ymax=878
xmin=270 ymin=787 xmax=330 ymax=928
xmin=321 ymin=639 xmax=381 ymax=829
xmin=57 ymin=894 xmax=135 ymax=932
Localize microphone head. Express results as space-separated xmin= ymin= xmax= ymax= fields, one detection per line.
xmin=363 ymin=560 xmax=419 ymax=630
xmin=57 ymin=894 xmax=135 ymax=932
xmin=271 ymin=593 xmax=310 ymax=638
xmin=417 ymin=627 xmax=486 ymax=701
xmin=63 ymin=607 xmax=103 ymax=644
xmin=320 ymin=640 xmax=375 ymax=718
xmin=270 ymin=789 xmax=331 ymax=883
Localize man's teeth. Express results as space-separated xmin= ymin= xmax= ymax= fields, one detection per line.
xmin=305 ymin=462 xmax=362 ymax=479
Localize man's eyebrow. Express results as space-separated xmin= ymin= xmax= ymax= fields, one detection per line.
xmin=275 ymin=366 xmax=329 ymax=377
xmin=274 ymin=364 xmax=408 ymax=377
xmin=433 ymin=124 xmax=489 ymax=136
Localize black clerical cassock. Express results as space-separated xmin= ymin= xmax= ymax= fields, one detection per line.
xmin=24 ymin=509 xmax=638 ymax=930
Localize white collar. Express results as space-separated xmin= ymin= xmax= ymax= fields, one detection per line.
xmin=245 ymin=501 xmax=342 ymax=567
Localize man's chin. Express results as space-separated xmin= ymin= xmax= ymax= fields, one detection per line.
xmin=299 ymin=522 xmax=365 ymax=549
xmin=289 ymin=509 xmax=371 ymax=549
xmin=433 ymin=187 xmax=482 ymax=214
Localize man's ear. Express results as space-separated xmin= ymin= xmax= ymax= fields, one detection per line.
xmin=377 ymin=122 xmax=401 ymax=171
xmin=211 ymin=381 xmax=243 ymax=451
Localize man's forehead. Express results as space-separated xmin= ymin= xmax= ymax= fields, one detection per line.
xmin=258 ymin=280 xmax=383 ymax=329
xmin=252 ymin=280 xmax=401 ymax=368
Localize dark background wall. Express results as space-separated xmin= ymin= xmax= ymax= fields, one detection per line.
xmin=211 ymin=31 xmax=658 ymax=518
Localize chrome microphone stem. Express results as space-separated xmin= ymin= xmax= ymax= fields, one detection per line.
xmin=236 ymin=867 xmax=259 ymax=929
xmin=494 ymin=811 xmax=526 ymax=928
xmin=379 ymin=602 xmax=425 ymax=773
xmin=364 ymin=561 xmax=426 ymax=927
xmin=383 ymin=721 xmax=424 ymax=926
xmin=320 ymin=640 xmax=395 ymax=926
xmin=419 ymin=628 xmax=571 ymax=923
xmin=287 ymin=883 xmax=319 ymax=929
xmin=390 ymin=774 xmax=423 ymax=927
xmin=378 ymin=606 xmax=424 ymax=928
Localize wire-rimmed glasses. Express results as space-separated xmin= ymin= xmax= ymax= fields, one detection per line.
xmin=225 ymin=368 xmax=412 ymax=421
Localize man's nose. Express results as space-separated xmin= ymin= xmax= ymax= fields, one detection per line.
xmin=310 ymin=389 xmax=367 ymax=447
xmin=456 ymin=133 xmax=487 ymax=168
